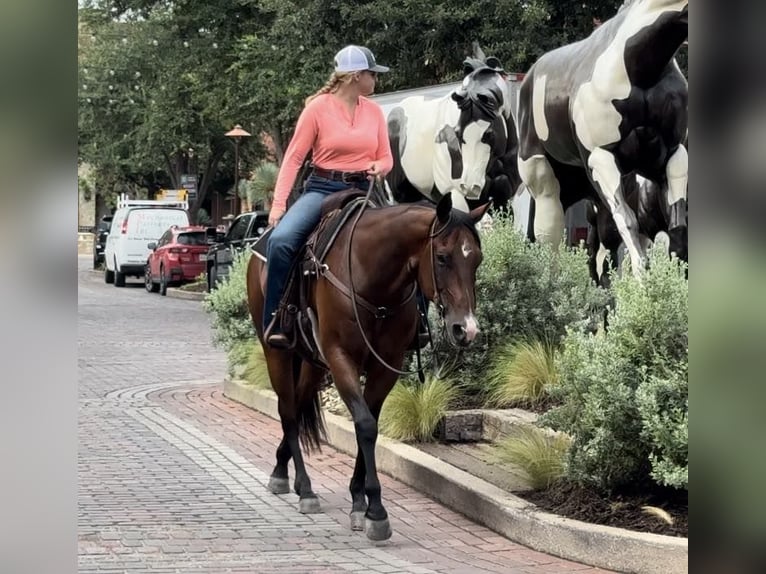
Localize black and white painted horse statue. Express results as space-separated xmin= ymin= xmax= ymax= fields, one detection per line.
xmin=386 ymin=45 xmax=520 ymax=213
xmin=586 ymin=173 xmax=687 ymax=286
xmin=517 ymin=0 xmax=688 ymax=277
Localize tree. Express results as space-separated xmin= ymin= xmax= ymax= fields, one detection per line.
xmin=246 ymin=162 xmax=279 ymax=210
xmin=79 ymin=0 xmax=659 ymax=217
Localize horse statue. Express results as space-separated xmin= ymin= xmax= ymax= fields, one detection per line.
xmin=586 ymin=173 xmax=687 ymax=286
xmin=386 ymin=43 xmax=520 ymax=212
xmin=517 ymin=0 xmax=688 ymax=277
xmin=246 ymin=191 xmax=489 ymax=540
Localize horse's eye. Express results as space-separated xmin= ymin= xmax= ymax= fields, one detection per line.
xmin=436 ymin=254 xmax=450 ymax=267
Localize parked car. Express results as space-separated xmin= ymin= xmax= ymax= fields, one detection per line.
xmin=144 ymin=226 xmax=212 ymax=295
xmin=104 ymin=198 xmax=190 ymax=287
xmin=206 ymin=211 xmax=269 ymax=291
xmin=92 ymin=215 xmax=113 ymax=268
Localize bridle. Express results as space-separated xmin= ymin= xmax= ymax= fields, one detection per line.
xmin=342 ymin=180 xmax=451 ymax=377
xmin=427 ymin=214 xmax=451 ymax=319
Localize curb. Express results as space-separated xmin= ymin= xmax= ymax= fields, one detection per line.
xmin=224 ymin=379 xmax=688 ymax=574
xmin=166 ymin=287 xmax=206 ymax=301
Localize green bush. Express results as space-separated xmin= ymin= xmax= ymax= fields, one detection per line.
xmin=636 ymin=360 xmax=688 ymax=489
xmin=227 ymin=339 xmax=272 ymax=390
xmin=541 ymin=246 xmax=688 ymax=492
xmin=203 ymin=250 xmax=255 ymax=352
xmin=423 ymin=214 xmax=607 ymax=403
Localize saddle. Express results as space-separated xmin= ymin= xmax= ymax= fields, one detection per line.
xmin=252 ymin=190 xmax=376 ymax=368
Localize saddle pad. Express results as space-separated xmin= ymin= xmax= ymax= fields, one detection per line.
xmin=250 ymin=227 xmax=273 ymax=261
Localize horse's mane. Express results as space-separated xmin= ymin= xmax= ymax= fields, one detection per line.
xmin=399 ymin=203 xmax=481 ymax=245
xmin=449 ymin=209 xmax=481 ymax=245
xmin=456 ymin=65 xmax=505 ymax=116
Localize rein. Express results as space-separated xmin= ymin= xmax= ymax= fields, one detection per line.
xmin=342 ymin=179 xmax=445 ymax=378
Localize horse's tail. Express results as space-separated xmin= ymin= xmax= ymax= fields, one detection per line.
xmin=294 ymin=358 xmax=327 ymax=453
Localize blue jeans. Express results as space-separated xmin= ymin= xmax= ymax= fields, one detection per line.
xmin=263 ymin=176 xmax=367 ymax=330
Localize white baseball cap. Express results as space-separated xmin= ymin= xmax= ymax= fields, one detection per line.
xmin=333 ymin=45 xmax=390 ymax=73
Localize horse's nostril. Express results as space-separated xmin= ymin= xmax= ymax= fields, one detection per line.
xmin=452 ymin=324 xmax=466 ymax=341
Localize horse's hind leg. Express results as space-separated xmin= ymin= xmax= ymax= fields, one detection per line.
xmin=262 ymin=352 xmax=321 ymax=513
xmin=268 ymin=436 xmax=291 ymax=494
xmin=261 ymin=350 xmax=294 ymax=495
xmin=288 ymin=361 xmax=325 ymax=514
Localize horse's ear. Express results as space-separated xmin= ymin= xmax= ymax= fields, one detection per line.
xmin=437 ymin=193 xmax=453 ymax=223
xmin=471 ymin=40 xmax=486 ymax=62
xmin=469 ymin=201 xmax=492 ymax=224
xmin=485 ymin=56 xmax=504 ymax=72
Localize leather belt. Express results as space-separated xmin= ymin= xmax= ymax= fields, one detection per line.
xmin=311 ymin=167 xmax=368 ymax=183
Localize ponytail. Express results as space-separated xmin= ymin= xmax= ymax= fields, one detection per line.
xmin=304 ymin=71 xmax=354 ymax=106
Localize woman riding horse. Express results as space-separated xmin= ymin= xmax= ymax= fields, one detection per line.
xmin=264 ymin=45 xmax=393 ymax=348
xmin=248 ymin=190 xmax=489 ymax=540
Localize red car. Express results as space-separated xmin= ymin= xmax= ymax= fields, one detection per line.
xmin=145 ymin=225 xmax=210 ymax=295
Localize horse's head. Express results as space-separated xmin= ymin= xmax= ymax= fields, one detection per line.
xmin=447 ymin=65 xmax=510 ymax=199
xmin=420 ymin=194 xmax=491 ymax=348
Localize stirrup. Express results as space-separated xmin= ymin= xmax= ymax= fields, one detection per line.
xmin=264 ymin=314 xmax=292 ymax=349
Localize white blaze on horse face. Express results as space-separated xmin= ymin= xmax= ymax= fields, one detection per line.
xmin=461 ymin=239 xmax=473 ymax=259
xmin=572 ymin=0 xmax=688 ymax=150
xmin=588 ymin=148 xmax=645 ymax=277
xmin=458 ymin=120 xmax=491 ymax=197
xmin=666 ymin=144 xmax=688 ymax=206
xmin=532 ymin=74 xmax=549 ymax=141
xmin=463 ymin=313 xmax=479 ymax=342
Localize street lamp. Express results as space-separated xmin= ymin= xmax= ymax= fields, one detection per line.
xmin=225 ymin=124 xmax=252 ymax=215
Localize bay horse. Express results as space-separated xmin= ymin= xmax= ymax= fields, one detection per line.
xmin=386 ymin=44 xmax=518 ymax=213
xmin=517 ymin=0 xmax=688 ymax=277
xmin=246 ymin=193 xmax=489 ymax=540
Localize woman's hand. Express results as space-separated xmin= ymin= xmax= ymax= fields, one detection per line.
xmin=269 ymin=206 xmax=286 ymax=227
xmin=366 ymin=162 xmax=384 ymax=179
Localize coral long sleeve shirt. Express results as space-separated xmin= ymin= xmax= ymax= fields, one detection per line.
xmin=272 ymin=93 xmax=394 ymax=211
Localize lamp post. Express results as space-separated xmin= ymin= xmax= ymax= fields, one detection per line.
xmin=225 ymin=124 xmax=252 ymax=215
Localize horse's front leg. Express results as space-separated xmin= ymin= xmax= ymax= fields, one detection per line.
xmin=347 ymin=360 xmax=401 ymax=534
xmin=518 ymin=154 xmax=566 ymax=248
xmin=587 ymin=148 xmax=645 ymax=278
xmin=326 ymin=346 xmax=393 ymax=541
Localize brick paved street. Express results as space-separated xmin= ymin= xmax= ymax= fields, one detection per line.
xmin=78 ymin=256 xmax=612 ymax=573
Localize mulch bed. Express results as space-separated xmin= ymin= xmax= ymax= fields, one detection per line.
xmin=519 ymin=480 xmax=688 ymax=538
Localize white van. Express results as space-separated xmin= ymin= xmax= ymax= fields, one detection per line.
xmin=104 ymin=197 xmax=190 ymax=287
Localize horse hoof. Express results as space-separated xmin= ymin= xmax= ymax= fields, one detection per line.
xmin=299 ymin=497 xmax=321 ymax=514
xmin=267 ymin=476 xmax=290 ymax=495
xmin=365 ymin=517 xmax=392 ymax=541
xmin=350 ymin=511 xmax=365 ymax=531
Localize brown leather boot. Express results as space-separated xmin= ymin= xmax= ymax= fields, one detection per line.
xmin=264 ymin=316 xmax=291 ymax=349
